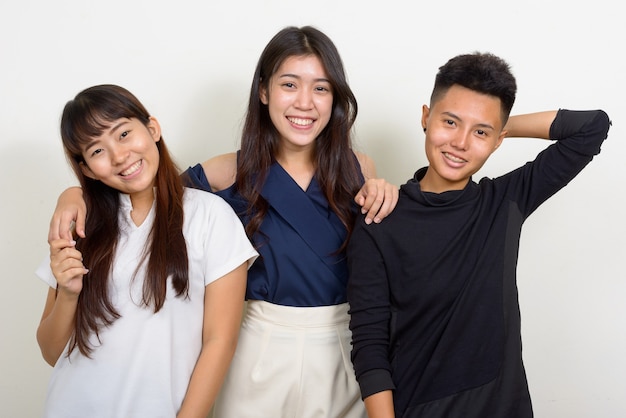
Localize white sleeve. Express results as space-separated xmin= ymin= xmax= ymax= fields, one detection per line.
xmin=35 ymin=255 xmax=57 ymax=289
xmin=183 ymin=188 xmax=258 ymax=287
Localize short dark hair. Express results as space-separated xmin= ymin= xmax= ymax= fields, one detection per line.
xmin=430 ymin=52 xmax=517 ymax=124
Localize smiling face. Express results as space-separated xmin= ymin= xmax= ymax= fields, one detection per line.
xmin=79 ymin=116 xmax=161 ymax=204
xmin=259 ymin=54 xmax=333 ymax=156
xmin=419 ymin=85 xmax=507 ymax=193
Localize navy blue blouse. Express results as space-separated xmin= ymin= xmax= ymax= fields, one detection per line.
xmin=183 ymin=159 xmax=360 ymax=307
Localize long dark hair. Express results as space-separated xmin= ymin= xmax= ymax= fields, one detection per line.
xmin=60 ymin=84 xmax=188 ymax=357
xmin=237 ymin=26 xmax=362 ymax=247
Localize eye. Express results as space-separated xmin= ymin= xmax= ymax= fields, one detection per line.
xmin=282 ymin=82 xmax=296 ymax=89
xmin=445 ymin=119 xmax=456 ymax=127
xmin=89 ymin=148 xmax=104 ymax=157
xmin=120 ymin=130 xmax=129 ymax=139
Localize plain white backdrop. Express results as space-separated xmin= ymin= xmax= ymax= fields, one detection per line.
xmin=1 ymin=1 xmax=624 ymax=416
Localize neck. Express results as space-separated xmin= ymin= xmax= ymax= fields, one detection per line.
xmin=275 ymin=150 xmax=316 ymax=191
xmin=129 ymin=188 xmax=155 ymax=226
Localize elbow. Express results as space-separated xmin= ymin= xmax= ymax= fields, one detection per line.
xmin=38 ymin=345 xmax=61 ymax=367
xmin=36 ymin=328 xmax=62 ymax=367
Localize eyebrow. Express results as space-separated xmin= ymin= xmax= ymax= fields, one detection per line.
xmin=442 ymin=111 xmax=495 ymax=131
xmin=278 ymin=73 xmax=330 ymax=84
xmin=82 ymin=119 xmax=130 ymax=151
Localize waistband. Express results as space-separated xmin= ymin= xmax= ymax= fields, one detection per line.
xmin=245 ymin=300 xmax=350 ymax=327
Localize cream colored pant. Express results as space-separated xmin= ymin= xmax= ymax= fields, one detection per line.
xmin=212 ymin=301 xmax=366 ymax=418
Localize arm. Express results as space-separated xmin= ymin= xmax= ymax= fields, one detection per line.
xmin=176 ymin=262 xmax=247 ymax=418
xmin=503 ymin=110 xmax=558 ymax=139
xmin=49 ymin=153 xmax=238 ymax=241
xmin=347 ymin=218 xmax=396 ymax=413
xmin=36 ymin=239 xmax=88 ymax=366
xmin=364 ymin=390 xmax=395 ymax=418
xmin=48 ymin=187 xmax=86 ymax=242
xmin=501 ymin=109 xmax=610 ymax=217
xmin=354 ymin=152 xmax=399 ymax=224
xmin=199 ymin=153 xmax=237 ymax=192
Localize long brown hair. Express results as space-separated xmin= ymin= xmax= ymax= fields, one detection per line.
xmin=237 ymin=26 xmax=362 ymax=247
xmin=60 ymin=84 xmax=188 ymax=357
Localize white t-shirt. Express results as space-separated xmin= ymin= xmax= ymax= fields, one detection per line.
xmin=36 ymin=188 xmax=258 ymax=418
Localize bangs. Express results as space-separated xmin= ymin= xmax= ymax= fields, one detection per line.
xmin=68 ymin=106 xmax=115 ymax=145
xmin=61 ymin=85 xmax=150 ymax=158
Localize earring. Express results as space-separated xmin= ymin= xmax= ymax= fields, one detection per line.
xmin=423 ymin=127 xmax=427 ymax=133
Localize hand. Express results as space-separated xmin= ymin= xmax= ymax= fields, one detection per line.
xmin=354 ymin=178 xmax=399 ymax=224
xmin=49 ymin=239 xmax=88 ymax=297
xmin=48 ymin=187 xmax=86 ymax=242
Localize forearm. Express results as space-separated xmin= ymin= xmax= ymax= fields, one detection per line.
xmin=36 ymin=291 xmax=78 ymax=366
xmin=176 ymin=337 xmax=238 ymax=417
xmin=49 ymin=186 xmax=86 ymax=241
xmin=178 ymin=263 xmax=247 ymax=417
xmin=504 ymin=110 xmax=558 ymax=139
xmin=364 ymin=390 xmax=395 ymax=418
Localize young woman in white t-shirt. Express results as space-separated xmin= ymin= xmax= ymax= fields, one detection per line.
xmin=35 ymin=84 xmax=257 ymax=418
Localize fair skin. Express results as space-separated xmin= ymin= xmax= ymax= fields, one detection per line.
xmin=419 ymin=85 xmax=506 ymax=194
xmin=47 ymin=56 xmax=397 ymax=241
xmin=260 ymin=54 xmax=332 ymax=190
xmin=36 ymin=116 xmax=247 ymax=417
xmin=38 ymin=116 xmax=162 ymax=364
xmin=205 ymin=55 xmax=382 ymax=194
xmin=362 ymin=100 xmax=557 ymax=418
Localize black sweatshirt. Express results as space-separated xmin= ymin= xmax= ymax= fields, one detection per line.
xmin=347 ymin=110 xmax=611 ymax=417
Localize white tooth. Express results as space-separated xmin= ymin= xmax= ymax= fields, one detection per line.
xmin=289 ymin=117 xmax=312 ymax=126
xmin=445 ymin=152 xmax=464 ymax=163
xmin=121 ymin=161 xmax=141 ymax=176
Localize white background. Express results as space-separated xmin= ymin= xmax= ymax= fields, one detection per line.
xmin=1 ymin=1 xmax=624 ymax=416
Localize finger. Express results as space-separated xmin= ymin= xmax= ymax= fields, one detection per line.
xmin=52 ymin=257 xmax=87 ymax=281
xmin=354 ymin=192 xmax=365 ymax=207
xmin=372 ymin=187 xmax=399 ymax=223
xmin=74 ymin=207 xmax=86 ymax=238
xmin=356 ymin=179 xmax=380 ymax=215
xmin=363 ymin=190 xmax=385 ymax=225
xmin=52 ymin=248 xmax=83 ymax=264
xmin=49 ymin=238 xmax=77 ymax=253
xmin=59 ymin=212 xmax=76 ymax=241
xmin=48 ymin=214 xmax=62 ymax=243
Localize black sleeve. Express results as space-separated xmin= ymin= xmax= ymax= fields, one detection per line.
xmin=500 ymin=109 xmax=611 ymax=218
xmin=549 ymin=109 xmax=611 ymax=155
xmin=347 ymin=215 xmax=396 ymax=399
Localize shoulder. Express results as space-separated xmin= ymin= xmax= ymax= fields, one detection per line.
xmin=354 ymin=151 xmax=377 ymax=180
xmin=182 ymin=187 xmax=241 ymax=232
xmin=199 ymin=152 xmax=237 ymax=192
xmin=183 ymin=187 xmax=233 ymax=214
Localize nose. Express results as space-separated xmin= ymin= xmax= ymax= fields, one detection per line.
xmin=110 ymin=143 xmax=129 ymax=165
xmin=294 ymin=89 xmax=314 ymax=110
xmin=450 ymin=131 xmax=470 ymax=151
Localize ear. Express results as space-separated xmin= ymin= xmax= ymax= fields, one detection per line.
xmin=493 ymin=130 xmax=506 ymax=151
xmin=421 ymin=104 xmax=430 ymax=132
xmin=80 ymin=161 xmax=98 ymax=180
xmin=146 ymin=116 xmax=161 ymax=142
xmin=147 ymin=117 xmax=162 ymax=143
xmin=259 ymin=83 xmax=268 ymax=105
